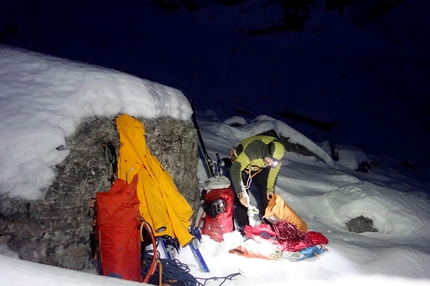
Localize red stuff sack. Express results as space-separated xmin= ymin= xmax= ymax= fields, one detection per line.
xmin=201 ymin=186 xmax=235 ymax=242
xmin=96 ymin=174 xmax=142 ymax=282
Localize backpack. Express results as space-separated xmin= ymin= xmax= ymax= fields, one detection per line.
xmin=95 ymin=174 xmax=142 ymax=281
xmin=200 ymin=176 xmax=235 ymax=242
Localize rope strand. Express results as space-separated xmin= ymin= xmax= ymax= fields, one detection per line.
xmin=244 ymin=166 xmax=252 ymax=189
xmin=195 ymin=272 xmax=242 ymax=286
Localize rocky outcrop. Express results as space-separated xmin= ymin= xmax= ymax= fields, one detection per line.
xmin=0 ymin=115 xmax=200 ymax=270
xmin=346 ymin=215 xmax=378 ymax=233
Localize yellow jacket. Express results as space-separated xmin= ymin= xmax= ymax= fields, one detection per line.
xmin=116 ymin=114 xmax=193 ymax=247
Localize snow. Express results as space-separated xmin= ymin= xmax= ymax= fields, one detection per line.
xmin=0 ymin=46 xmax=191 ymax=200
xmin=1 ymin=0 xmax=430 ymax=285
xmin=1 ymin=44 xmax=430 ymax=286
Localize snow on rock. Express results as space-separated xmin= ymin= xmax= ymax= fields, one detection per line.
xmin=0 ymin=45 xmax=192 ymax=199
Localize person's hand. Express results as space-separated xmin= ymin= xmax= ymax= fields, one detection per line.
xmin=266 ymin=191 xmax=275 ymax=201
xmin=239 ymin=192 xmax=250 ymax=207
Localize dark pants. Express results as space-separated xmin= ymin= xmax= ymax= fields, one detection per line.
xmin=233 ymin=168 xmax=270 ymax=232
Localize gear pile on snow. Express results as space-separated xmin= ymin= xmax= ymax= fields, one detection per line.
xmin=229 ymin=194 xmax=328 ymax=261
xmin=90 ymin=114 xmax=205 ymax=284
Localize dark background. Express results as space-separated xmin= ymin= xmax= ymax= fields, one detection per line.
xmin=1 ymin=0 xmax=429 ymax=180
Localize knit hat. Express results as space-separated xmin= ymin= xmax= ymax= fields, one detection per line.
xmin=268 ymin=140 xmax=285 ymax=160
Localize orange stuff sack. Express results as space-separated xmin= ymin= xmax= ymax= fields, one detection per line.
xmin=264 ymin=194 xmax=308 ymax=232
xmin=96 ymin=174 xmax=142 ymax=282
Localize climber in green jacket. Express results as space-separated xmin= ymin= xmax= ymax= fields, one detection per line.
xmin=229 ymin=135 xmax=285 ymax=231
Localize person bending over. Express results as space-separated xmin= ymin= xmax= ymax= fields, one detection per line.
xmin=229 ymin=135 xmax=285 ymax=231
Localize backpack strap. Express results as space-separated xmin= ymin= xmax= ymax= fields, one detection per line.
xmin=102 ymin=142 xmax=118 ymax=185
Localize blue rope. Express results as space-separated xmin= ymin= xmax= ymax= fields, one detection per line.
xmin=142 ymin=251 xmax=241 ymax=286
xmin=142 ymin=251 xmax=199 ymax=286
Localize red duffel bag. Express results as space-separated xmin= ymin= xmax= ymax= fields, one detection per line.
xmin=201 ymin=185 xmax=235 ymax=242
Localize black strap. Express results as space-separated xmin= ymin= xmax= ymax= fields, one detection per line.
xmin=102 ymin=142 xmax=118 ymax=185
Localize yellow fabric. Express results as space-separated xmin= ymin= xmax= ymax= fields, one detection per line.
xmin=264 ymin=194 xmax=308 ymax=232
xmin=116 ymin=114 xmax=193 ymax=247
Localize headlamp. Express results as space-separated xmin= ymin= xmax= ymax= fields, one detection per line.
xmin=271 ymin=159 xmax=279 ymax=167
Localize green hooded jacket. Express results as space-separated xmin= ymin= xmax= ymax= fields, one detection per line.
xmin=230 ymin=135 xmax=285 ymax=196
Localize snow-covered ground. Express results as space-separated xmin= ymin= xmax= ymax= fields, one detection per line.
xmin=1 ymin=45 xmax=430 ymax=285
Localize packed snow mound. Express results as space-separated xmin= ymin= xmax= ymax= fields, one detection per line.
xmin=322 ymin=183 xmax=426 ymax=236
xmin=223 ymin=116 xmax=248 ymax=126
xmin=219 ymin=115 xmax=336 ymax=167
xmin=0 ymin=45 xmax=192 ymax=200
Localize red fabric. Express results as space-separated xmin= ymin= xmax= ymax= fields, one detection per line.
xmin=306 ymin=231 xmax=329 ymax=245
xmin=96 ymin=174 xmax=142 ymax=282
xmin=272 ymin=220 xmax=311 ymax=252
xmin=202 ymin=187 xmax=235 ymax=242
xmin=244 ymin=223 xmax=276 ymax=239
xmin=243 ymin=221 xmax=329 ymax=252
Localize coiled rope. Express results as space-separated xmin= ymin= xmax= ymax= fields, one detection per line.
xmin=142 ymin=249 xmax=241 ymax=286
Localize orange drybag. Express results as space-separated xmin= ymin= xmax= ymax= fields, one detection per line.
xmin=96 ymin=174 xmax=142 ymax=282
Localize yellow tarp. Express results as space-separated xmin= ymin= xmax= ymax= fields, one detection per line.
xmin=116 ymin=114 xmax=193 ymax=247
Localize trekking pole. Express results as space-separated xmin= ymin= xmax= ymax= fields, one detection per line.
xmin=191 ymin=101 xmax=214 ymax=178
xmin=216 ymin=153 xmax=223 ymax=176
xmin=189 ymin=101 xmax=212 ymax=273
